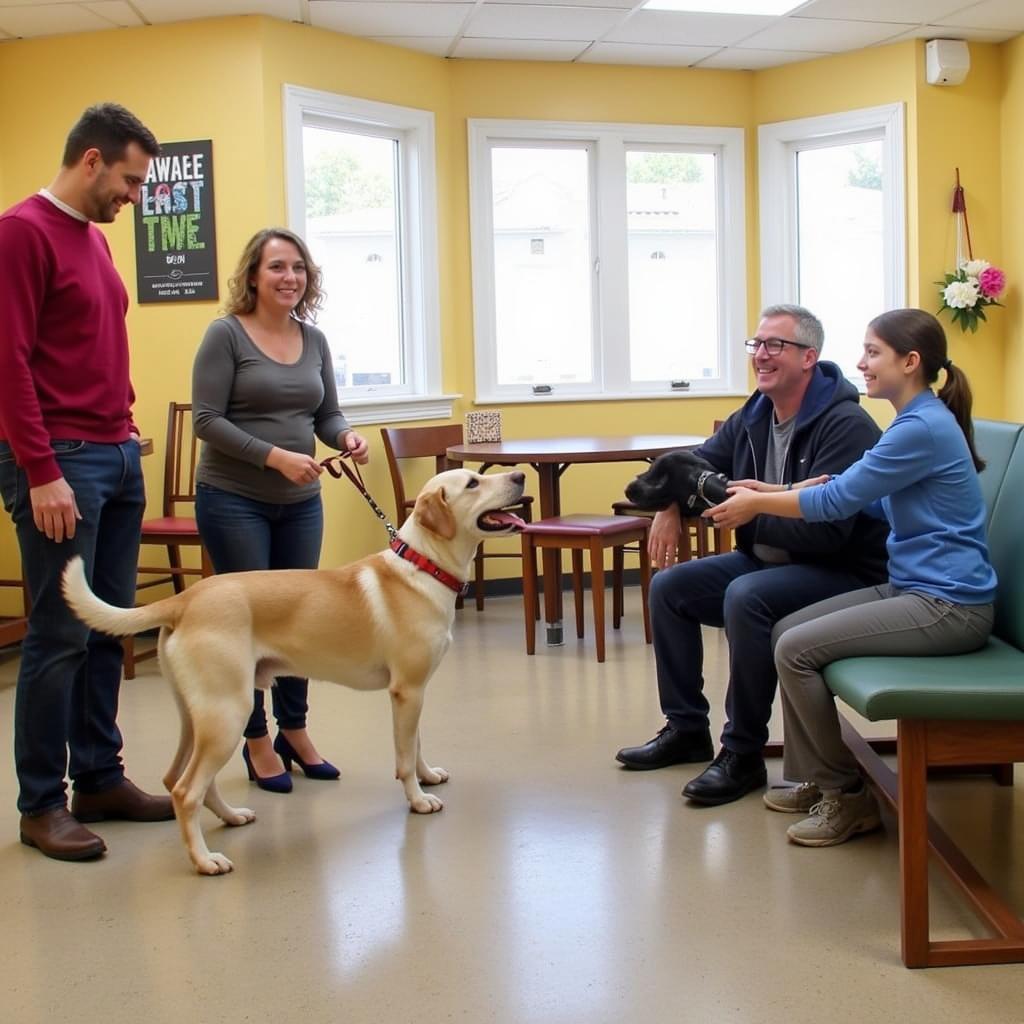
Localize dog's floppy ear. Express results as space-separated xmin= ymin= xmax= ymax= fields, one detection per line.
xmin=413 ymin=485 xmax=457 ymax=540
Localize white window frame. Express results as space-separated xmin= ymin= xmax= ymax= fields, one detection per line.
xmin=468 ymin=119 xmax=747 ymax=404
xmin=758 ymin=103 xmax=906 ymax=378
xmin=283 ymin=84 xmax=453 ymax=424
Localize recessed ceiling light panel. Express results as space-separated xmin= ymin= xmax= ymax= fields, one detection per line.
xmin=643 ymin=0 xmax=802 ymax=14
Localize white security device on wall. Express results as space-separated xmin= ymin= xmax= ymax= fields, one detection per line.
xmin=926 ymin=39 xmax=970 ymax=86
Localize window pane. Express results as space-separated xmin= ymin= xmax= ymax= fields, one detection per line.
xmin=626 ymin=151 xmax=719 ymax=382
xmin=797 ymin=141 xmax=884 ymax=386
xmin=302 ymin=125 xmax=403 ymax=389
xmin=490 ymin=146 xmax=593 ymax=386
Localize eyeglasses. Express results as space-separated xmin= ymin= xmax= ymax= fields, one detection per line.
xmin=744 ymin=337 xmax=812 ymax=356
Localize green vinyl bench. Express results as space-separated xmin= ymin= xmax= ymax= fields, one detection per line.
xmin=821 ymin=418 xmax=1024 ymax=968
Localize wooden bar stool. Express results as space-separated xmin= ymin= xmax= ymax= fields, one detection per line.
xmin=521 ymin=514 xmax=652 ymax=663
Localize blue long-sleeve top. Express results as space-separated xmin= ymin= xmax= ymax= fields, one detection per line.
xmin=798 ymin=390 xmax=996 ymax=604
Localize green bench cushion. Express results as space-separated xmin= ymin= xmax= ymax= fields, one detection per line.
xmin=825 ymin=636 xmax=1024 ymax=721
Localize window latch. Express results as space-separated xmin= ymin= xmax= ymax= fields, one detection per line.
xmin=670 ymin=380 xmax=691 ymax=391
xmin=532 ymin=384 xmax=553 ymax=395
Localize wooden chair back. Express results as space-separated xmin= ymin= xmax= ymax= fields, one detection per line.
xmin=161 ymin=401 xmax=200 ymax=516
xmin=381 ymin=424 xmax=464 ymax=525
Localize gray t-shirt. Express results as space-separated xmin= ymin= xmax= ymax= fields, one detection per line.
xmin=192 ymin=315 xmax=350 ymax=504
xmin=752 ymin=413 xmax=796 ymax=564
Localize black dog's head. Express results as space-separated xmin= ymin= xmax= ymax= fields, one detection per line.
xmin=625 ymin=450 xmax=730 ymax=514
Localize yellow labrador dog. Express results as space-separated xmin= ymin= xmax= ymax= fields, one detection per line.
xmin=63 ymin=469 xmax=526 ymax=875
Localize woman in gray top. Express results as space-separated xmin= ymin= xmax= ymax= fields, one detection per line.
xmin=192 ymin=227 xmax=369 ymax=793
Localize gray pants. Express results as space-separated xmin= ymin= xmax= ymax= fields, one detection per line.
xmin=772 ymin=585 xmax=994 ymax=791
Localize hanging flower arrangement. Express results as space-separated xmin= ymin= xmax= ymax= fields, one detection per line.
xmin=936 ymin=169 xmax=1006 ymax=333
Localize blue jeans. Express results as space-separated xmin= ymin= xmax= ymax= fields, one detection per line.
xmin=649 ymin=550 xmax=871 ymax=755
xmin=195 ymin=484 xmax=324 ymax=738
xmin=0 ymin=440 xmax=145 ymax=815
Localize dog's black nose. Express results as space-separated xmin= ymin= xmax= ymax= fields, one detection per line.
xmin=511 ymin=471 xmax=526 ymax=486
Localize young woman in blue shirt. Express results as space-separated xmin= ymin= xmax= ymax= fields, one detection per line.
xmin=706 ymin=308 xmax=996 ymax=846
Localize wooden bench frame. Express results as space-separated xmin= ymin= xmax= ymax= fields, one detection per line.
xmin=765 ymin=728 xmax=1023 ymax=968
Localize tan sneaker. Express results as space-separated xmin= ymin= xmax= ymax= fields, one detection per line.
xmin=763 ymin=782 xmax=821 ymax=814
xmin=786 ymin=787 xmax=882 ymax=847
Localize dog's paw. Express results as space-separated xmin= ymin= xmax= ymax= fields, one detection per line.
xmin=195 ymin=852 xmax=234 ymax=875
xmin=410 ymin=793 xmax=444 ymax=814
xmin=224 ymin=807 xmax=256 ymax=827
xmin=419 ymin=765 xmax=449 ymax=786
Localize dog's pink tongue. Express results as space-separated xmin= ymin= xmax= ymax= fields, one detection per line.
xmin=486 ymin=511 xmax=527 ymax=529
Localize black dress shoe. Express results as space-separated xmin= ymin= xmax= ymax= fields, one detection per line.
xmin=682 ymin=748 xmax=767 ymax=805
xmin=616 ymin=723 xmax=714 ymax=770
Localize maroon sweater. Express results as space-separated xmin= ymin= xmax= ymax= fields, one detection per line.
xmin=0 ymin=193 xmax=137 ymax=487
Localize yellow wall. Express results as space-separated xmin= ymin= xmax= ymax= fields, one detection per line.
xmin=0 ymin=18 xmax=1020 ymax=607
xmin=1002 ymin=35 xmax=1024 ymax=421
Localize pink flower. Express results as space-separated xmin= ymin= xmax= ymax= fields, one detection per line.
xmin=978 ymin=266 xmax=1006 ymax=299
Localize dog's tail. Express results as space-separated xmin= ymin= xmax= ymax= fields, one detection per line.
xmin=62 ymin=555 xmax=181 ymax=638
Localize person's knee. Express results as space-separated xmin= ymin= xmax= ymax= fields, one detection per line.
xmin=650 ymin=563 xmax=698 ymax=617
xmin=722 ymin=572 xmax=771 ymax=623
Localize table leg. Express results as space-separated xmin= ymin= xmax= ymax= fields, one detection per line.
xmin=533 ymin=463 xmax=564 ymax=645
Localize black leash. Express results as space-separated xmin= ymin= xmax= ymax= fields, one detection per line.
xmin=320 ymin=451 xmax=399 ymax=542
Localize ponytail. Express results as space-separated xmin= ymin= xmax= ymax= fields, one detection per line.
xmin=938 ymin=361 xmax=985 ymax=472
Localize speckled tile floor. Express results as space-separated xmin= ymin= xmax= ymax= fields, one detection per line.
xmin=0 ymin=591 xmax=1022 ymax=1023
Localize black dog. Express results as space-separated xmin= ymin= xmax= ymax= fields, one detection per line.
xmin=625 ymin=450 xmax=730 ymax=515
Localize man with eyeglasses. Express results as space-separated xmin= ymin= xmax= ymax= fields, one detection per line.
xmin=616 ymin=304 xmax=889 ymax=807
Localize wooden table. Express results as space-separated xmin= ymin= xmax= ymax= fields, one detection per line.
xmin=446 ymin=435 xmax=704 ymax=644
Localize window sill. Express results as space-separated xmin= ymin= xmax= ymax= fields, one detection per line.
xmin=473 ymin=389 xmax=748 ymax=406
xmin=338 ymin=394 xmax=460 ymax=426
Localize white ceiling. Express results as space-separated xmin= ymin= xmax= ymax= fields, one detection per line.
xmin=0 ymin=0 xmax=1021 ymax=69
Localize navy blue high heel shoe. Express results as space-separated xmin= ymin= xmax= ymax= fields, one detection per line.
xmin=274 ymin=733 xmax=340 ymax=781
xmin=242 ymin=742 xmax=293 ymax=794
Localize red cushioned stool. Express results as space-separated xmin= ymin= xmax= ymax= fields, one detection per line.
xmin=521 ymin=514 xmax=652 ymax=663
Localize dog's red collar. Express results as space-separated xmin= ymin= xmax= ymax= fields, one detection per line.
xmin=389 ymin=538 xmax=468 ymax=596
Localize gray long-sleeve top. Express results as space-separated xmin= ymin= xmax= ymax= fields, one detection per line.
xmin=192 ymin=315 xmax=350 ymax=504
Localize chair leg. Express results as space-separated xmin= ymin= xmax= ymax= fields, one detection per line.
xmin=122 ymin=636 xmax=136 ymax=680
xmin=474 ymin=543 xmax=486 ymax=611
xmin=167 ymin=545 xmax=185 ymax=594
xmin=590 ymin=539 xmax=606 ymax=663
xmin=612 ymin=546 xmax=624 ymax=628
xmin=522 ymin=536 xmax=538 ymax=655
xmin=571 ymin=550 xmax=585 ymax=639
xmin=638 ymin=535 xmax=652 ymax=644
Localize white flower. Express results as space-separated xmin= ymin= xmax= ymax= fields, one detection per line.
xmin=944 ymin=279 xmax=980 ymax=309
xmin=960 ymin=259 xmax=990 ymax=277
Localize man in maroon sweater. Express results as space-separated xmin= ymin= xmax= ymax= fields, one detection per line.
xmin=0 ymin=104 xmax=172 ymax=861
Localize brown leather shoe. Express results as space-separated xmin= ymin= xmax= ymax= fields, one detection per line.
xmin=71 ymin=778 xmax=174 ymax=823
xmin=20 ymin=808 xmax=106 ymax=861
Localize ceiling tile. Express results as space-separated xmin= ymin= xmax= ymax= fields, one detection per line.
xmin=696 ymin=45 xmax=831 ymax=68
xmin=369 ymin=35 xmax=456 ymax=55
xmin=795 ymin=0 xmax=968 ymax=22
xmin=887 ymin=22 xmax=1020 ymax=43
xmin=134 ymin=0 xmax=302 ymax=23
xmin=579 ymin=40 xmax=718 ymax=64
xmin=741 ymin=16 xmax=913 ymax=51
xmin=484 ymin=0 xmax=634 ymax=6
xmin=84 ymin=2 xmax=146 ymax=27
xmin=936 ymin=0 xmax=1024 ymax=32
xmin=606 ymin=10 xmax=775 ymax=45
xmin=0 ymin=3 xmax=119 ymax=36
xmin=464 ymin=4 xmax=626 ymax=40
xmin=312 ymin=2 xmax=472 ymax=36
xmin=453 ymin=36 xmax=591 ymax=58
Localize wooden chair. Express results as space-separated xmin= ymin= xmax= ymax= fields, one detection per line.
xmin=521 ymin=514 xmax=652 ymax=663
xmin=381 ymin=424 xmax=536 ymax=612
xmin=125 ymin=401 xmax=212 ymax=678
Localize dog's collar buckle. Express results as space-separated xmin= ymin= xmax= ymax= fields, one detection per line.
xmin=389 ymin=539 xmax=468 ymax=596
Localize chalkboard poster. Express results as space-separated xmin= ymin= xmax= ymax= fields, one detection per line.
xmin=134 ymin=139 xmax=218 ymax=303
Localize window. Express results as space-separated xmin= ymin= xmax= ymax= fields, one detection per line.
xmin=758 ymin=104 xmax=906 ymax=388
xmin=468 ymin=120 xmax=747 ymax=402
xmin=283 ymin=85 xmax=450 ymax=424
